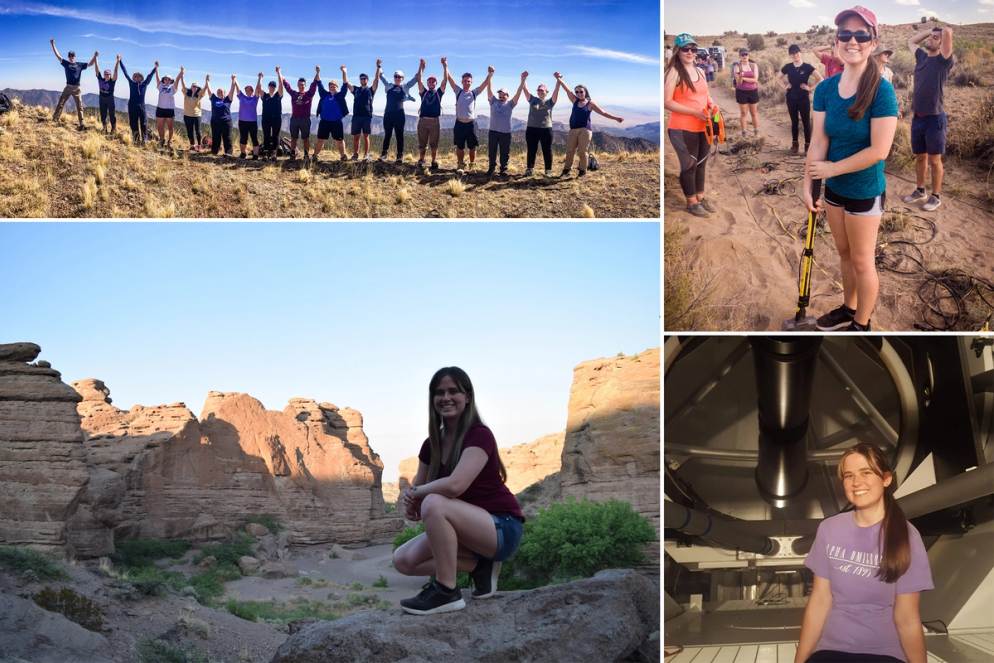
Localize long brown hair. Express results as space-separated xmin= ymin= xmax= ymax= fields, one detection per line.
xmin=664 ymin=49 xmax=697 ymax=94
xmin=426 ymin=367 xmax=507 ymax=484
xmin=837 ymin=443 xmax=910 ymax=583
xmin=838 ymin=25 xmax=883 ymax=122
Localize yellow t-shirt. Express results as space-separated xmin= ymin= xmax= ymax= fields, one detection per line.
xmin=183 ymin=89 xmax=207 ymax=117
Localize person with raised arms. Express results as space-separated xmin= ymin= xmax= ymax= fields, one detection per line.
xmin=205 ymin=75 xmax=237 ymax=157
xmin=312 ymin=66 xmax=350 ymax=162
xmin=49 ymin=39 xmax=97 ymax=130
xmin=485 ymin=71 xmax=526 ymax=177
xmin=520 ymin=72 xmax=559 ymax=177
xmin=555 ymin=73 xmax=623 ymax=178
xmin=393 ymin=367 xmax=524 ymax=616
xmin=813 ymin=42 xmax=846 ymax=78
xmin=379 ymin=61 xmax=418 ymax=164
xmin=93 ymin=54 xmax=121 ymax=135
xmin=803 ymin=6 xmax=898 ymax=333
xmin=153 ymin=63 xmax=183 ymax=148
xmin=118 ymin=58 xmax=157 ymax=143
xmin=180 ymin=72 xmax=208 ymax=152
xmin=278 ymin=66 xmax=319 ymax=161
xmin=415 ymin=58 xmax=448 ymax=170
xmin=444 ymin=60 xmax=494 ymax=172
xmin=777 ymin=44 xmax=823 ymax=155
xmin=234 ymin=72 xmax=264 ymax=160
xmin=261 ymin=74 xmax=283 ymax=160
xmin=343 ymin=61 xmax=381 ymax=162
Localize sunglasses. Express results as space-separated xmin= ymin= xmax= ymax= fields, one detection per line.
xmin=574 ymin=89 xmax=585 ymax=94
xmin=837 ymin=30 xmax=873 ymax=43
xmin=394 ymin=75 xmax=402 ymax=78
xmin=679 ymin=46 xmax=698 ymax=53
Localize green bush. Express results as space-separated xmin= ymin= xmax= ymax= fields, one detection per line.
xmin=347 ymin=592 xmax=377 ymax=606
xmin=124 ymin=567 xmax=175 ymax=597
xmin=111 ymin=540 xmax=189 ymax=569
xmin=384 ymin=503 xmax=396 ymax=513
xmin=225 ymin=598 xmax=340 ymax=623
xmin=193 ymin=535 xmax=255 ymax=567
xmin=515 ymin=497 xmax=656 ymax=582
xmin=295 ymin=576 xmax=313 ymax=587
xmin=0 ymin=546 xmax=69 ymax=581
xmin=32 ymin=586 xmax=103 ymax=632
xmin=137 ymin=637 xmax=210 ymax=663
xmin=392 ymin=522 xmax=424 ymax=551
xmin=239 ymin=514 xmax=283 ymax=533
xmin=349 ymin=581 xmax=364 ymax=591
xmin=747 ymin=34 xmax=766 ymax=51
xmin=372 ymin=574 xmax=388 ymax=588
xmin=187 ymin=563 xmax=240 ymax=605
xmin=777 ymin=37 xmax=788 ymax=47
xmin=766 ymin=30 xmax=777 ymax=37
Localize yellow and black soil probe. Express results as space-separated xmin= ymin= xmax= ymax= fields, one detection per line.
xmin=783 ymin=179 xmax=822 ymax=332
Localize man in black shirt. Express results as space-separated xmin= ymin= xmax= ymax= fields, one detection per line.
xmin=50 ymin=38 xmax=97 ymax=129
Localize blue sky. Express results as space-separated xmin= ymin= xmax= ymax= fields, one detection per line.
xmin=0 ymin=222 xmax=660 ymax=482
xmin=666 ymin=0 xmax=991 ymax=40
xmin=0 ymin=0 xmax=661 ymax=123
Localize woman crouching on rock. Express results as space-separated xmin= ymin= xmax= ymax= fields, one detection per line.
xmin=393 ymin=367 xmax=524 ymax=615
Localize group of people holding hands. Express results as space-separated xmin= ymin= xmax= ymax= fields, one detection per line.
xmin=666 ymin=10 xmax=955 ymax=334
xmin=48 ymin=42 xmax=625 ymax=178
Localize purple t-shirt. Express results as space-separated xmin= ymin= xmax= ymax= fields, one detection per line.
xmin=237 ymin=93 xmax=259 ymax=123
xmin=805 ymin=512 xmax=933 ymax=662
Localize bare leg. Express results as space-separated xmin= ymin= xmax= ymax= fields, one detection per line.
xmin=313 ymin=138 xmax=325 ymax=157
xmin=335 ymin=139 xmax=346 ymax=156
xmin=915 ymin=153 xmax=927 ymax=189
xmin=825 ymin=203 xmax=857 ymax=311
xmin=456 ymin=147 xmax=465 ymax=165
xmin=928 ymin=154 xmax=943 ymax=195
xmin=469 ymin=147 xmax=476 ymax=165
xmin=749 ymin=104 xmax=760 ymax=132
xmin=844 ymin=212 xmax=881 ymax=326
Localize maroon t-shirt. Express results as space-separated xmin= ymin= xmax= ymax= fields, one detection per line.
xmin=418 ymin=423 xmax=523 ymax=519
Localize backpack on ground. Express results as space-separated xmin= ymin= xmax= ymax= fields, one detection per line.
xmin=587 ymin=154 xmax=600 ymax=171
xmin=0 ymin=92 xmax=12 ymax=115
xmin=278 ymin=136 xmax=292 ymax=156
xmin=201 ymin=136 xmax=212 ymax=150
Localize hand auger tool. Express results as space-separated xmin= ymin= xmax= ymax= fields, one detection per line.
xmin=783 ymin=178 xmax=822 ymax=332
xmin=703 ymin=104 xmax=725 ymax=146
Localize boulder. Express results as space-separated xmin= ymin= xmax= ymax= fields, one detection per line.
xmin=195 ymin=555 xmax=217 ymax=571
xmin=257 ymin=561 xmax=299 ymax=579
xmin=246 ymin=523 xmax=271 ymax=538
xmin=329 ymin=544 xmax=366 ymax=561
xmin=271 ymin=569 xmax=659 ymax=663
xmin=0 ymin=592 xmax=117 ymax=663
xmin=239 ymin=555 xmax=262 ymax=572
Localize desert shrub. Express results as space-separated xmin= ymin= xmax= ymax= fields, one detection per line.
xmin=372 ymin=574 xmax=388 ymax=588
xmin=238 ymin=514 xmax=283 ymax=533
xmin=124 ymin=567 xmax=181 ymax=597
xmin=0 ymin=546 xmax=69 ymax=581
xmin=946 ymin=90 xmax=994 ymax=160
xmin=187 ymin=563 xmax=240 ymax=605
xmin=747 ymin=34 xmax=766 ymax=51
xmin=295 ymin=576 xmax=313 ymax=587
xmin=137 ymin=637 xmax=210 ymax=663
xmin=177 ymin=614 xmax=211 ymax=639
xmin=347 ymin=592 xmax=378 ymax=607
xmin=515 ymin=497 xmax=656 ymax=583
xmin=32 ymin=586 xmax=104 ymax=632
xmin=818 ymin=25 xmax=830 ymax=35
xmin=766 ymin=31 xmax=777 ymax=37
xmin=777 ymin=38 xmax=788 ymax=47
xmin=193 ymin=535 xmax=254 ymax=567
xmin=713 ymin=40 xmax=721 ymax=46
xmin=225 ymin=598 xmax=340 ymax=623
xmin=111 ymin=540 xmax=190 ymax=569
xmin=349 ymin=581 xmax=364 ymax=591
xmin=392 ymin=522 xmax=425 ymax=551
xmin=796 ymin=35 xmax=802 ymax=41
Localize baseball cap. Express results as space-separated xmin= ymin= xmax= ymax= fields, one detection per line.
xmin=673 ymin=33 xmax=697 ymax=49
xmin=788 ymin=44 xmax=801 ymax=54
xmin=834 ymin=5 xmax=878 ymax=35
xmin=68 ymin=50 xmax=76 ymax=57
xmin=426 ymin=76 xmax=437 ymax=84
xmin=739 ymin=48 xmax=749 ymax=56
xmin=537 ymin=83 xmax=549 ymax=92
xmin=268 ymin=81 xmax=277 ymax=87
xmin=103 ymin=69 xmax=112 ymax=76
xmin=497 ymin=87 xmax=509 ymax=95
xmin=394 ymin=70 xmax=404 ymax=78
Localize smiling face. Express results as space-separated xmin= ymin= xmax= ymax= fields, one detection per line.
xmin=842 ymin=452 xmax=892 ymax=509
xmin=678 ymin=45 xmax=698 ymax=68
xmin=297 ymin=79 xmax=306 ymax=92
xmin=461 ymin=74 xmax=472 ymax=90
xmin=433 ymin=375 xmax=469 ymax=423
xmin=836 ymin=15 xmax=876 ymax=67
xmin=497 ymin=90 xmax=508 ymax=102
xmin=876 ymin=52 xmax=890 ymax=65
xmin=245 ymin=85 xmax=253 ymax=96
xmin=791 ymin=51 xmax=803 ymax=64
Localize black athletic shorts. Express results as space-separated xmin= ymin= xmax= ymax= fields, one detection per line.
xmin=735 ymin=88 xmax=760 ymax=105
xmin=318 ymin=119 xmax=344 ymax=141
xmin=453 ymin=120 xmax=478 ymax=150
xmin=155 ymin=107 xmax=175 ymax=119
xmin=825 ymin=185 xmax=886 ymax=216
xmin=350 ymin=116 xmax=372 ymax=135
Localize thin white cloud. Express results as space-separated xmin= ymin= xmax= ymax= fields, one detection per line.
xmin=789 ymin=0 xmax=816 ymax=8
xmin=894 ymin=0 xmax=920 ymax=5
xmin=817 ymin=15 xmax=833 ymax=22
xmin=569 ymin=46 xmax=659 ymax=65
xmin=980 ymin=0 xmax=994 ymax=5
xmin=78 ymin=34 xmax=310 ymax=59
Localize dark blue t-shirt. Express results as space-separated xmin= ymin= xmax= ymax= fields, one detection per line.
xmin=912 ymin=49 xmax=954 ymax=116
xmin=61 ymin=59 xmax=88 ymax=86
xmin=96 ymin=72 xmax=116 ymax=97
xmin=351 ymin=86 xmax=374 ymax=118
xmin=780 ymin=62 xmax=816 ymax=100
xmin=813 ymin=76 xmax=898 ymax=199
xmin=419 ymin=88 xmax=444 ymax=118
xmin=210 ymin=93 xmax=232 ymax=122
xmin=261 ymin=92 xmax=282 ymax=119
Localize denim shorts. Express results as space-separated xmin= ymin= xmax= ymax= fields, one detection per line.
xmin=474 ymin=514 xmax=524 ymax=562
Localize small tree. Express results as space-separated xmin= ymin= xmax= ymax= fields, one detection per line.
xmin=921 ymin=16 xmax=927 ymax=23
xmin=818 ymin=25 xmax=830 ymax=35
xmin=777 ymin=37 xmax=788 ymax=47
xmin=796 ymin=35 xmax=803 ymax=40
xmin=766 ymin=31 xmax=777 ymax=37
xmin=713 ymin=40 xmax=721 ymax=46
xmin=747 ymin=34 xmax=767 ymax=51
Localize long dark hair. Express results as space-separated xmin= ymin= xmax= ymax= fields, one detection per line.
xmin=837 ymin=443 xmax=911 ymax=583
xmin=664 ymin=49 xmax=697 ymax=94
xmin=838 ymin=25 xmax=883 ymax=122
xmin=426 ymin=367 xmax=507 ymax=484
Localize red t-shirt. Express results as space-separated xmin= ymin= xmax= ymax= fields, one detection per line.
xmin=418 ymin=423 xmax=523 ymax=519
xmin=821 ymin=52 xmax=845 ymax=78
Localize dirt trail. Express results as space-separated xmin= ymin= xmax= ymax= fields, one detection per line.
xmin=665 ymin=76 xmax=994 ymax=331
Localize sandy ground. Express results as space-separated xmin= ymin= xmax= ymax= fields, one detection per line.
xmin=664 ymin=77 xmax=994 ymax=331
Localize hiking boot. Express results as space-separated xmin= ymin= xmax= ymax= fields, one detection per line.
xmin=500 ymin=168 xmax=509 ymax=177
xmin=561 ymin=168 xmax=571 ymax=177
xmin=378 ymin=153 xmax=388 ymax=162
xmin=400 ymin=581 xmax=465 ymax=616
xmin=364 ymin=154 xmax=372 ymax=162
xmin=842 ymin=319 xmax=871 ymax=332
xmin=239 ymin=153 xmax=246 ymax=159
xmin=395 ymin=158 xmax=403 ymax=165
xmin=340 ymin=154 xmax=348 ymax=161
xmin=77 ymin=124 xmax=87 ymax=132
xmin=801 ymin=142 xmax=808 ymax=155
xmin=544 ymin=169 xmax=553 ymax=178
xmin=486 ymin=166 xmax=496 ymax=176
xmin=350 ymin=153 xmax=359 ymax=162
xmin=289 ymin=153 xmax=296 ymax=162
xmin=470 ymin=559 xmax=502 ymax=599
xmin=922 ymin=194 xmax=941 ymax=212
xmin=903 ymin=187 xmax=927 ymax=204
xmin=686 ymin=202 xmax=710 ymax=218
xmin=431 ymin=161 xmax=439 ymax=170
xmin=524 ymin=168 xmax=534 ymax=176
xmin=790 ymin=142 xmax=799 ymax=154
xmin=699 ymin=198 xmax=716 ymax=213
xmin=754 ymin=129 xmax=760 ymax=137
xmin=466 ymin=162 xmax=476 ymax=172
xmin=417 ymin=159 xmax=425 ymax=167
xmin=740 ymin=130 xmax=747 ymax=138
xmin=252 ymin=154 xmax=259 ymax=161
xmin=577 ymin=170 xmax=586 ymax=177
xmin=816 ymin=304 xmax=856 ymax=331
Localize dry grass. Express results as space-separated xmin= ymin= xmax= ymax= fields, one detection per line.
xmin=80 ymin=134 xmax=103 ymax=159
xmin=81 ymin=177 xmax=97 ymax=210
xmin=396 ymin=187 xmax=410 ymax=204
xmin=297 ymin=169 xmax=311 ymax=184
xmin=947 ymin=89 xmax=994 ymax=161
xmin=582 ymin=203 xmax=596 ymax=218
xmin=446 ymin=178 xmax=466 ymax=197
xmin=888 ymin=123 xmax=917 ymax=171
xmin=664 ymin=222 xmax=746 ymax=331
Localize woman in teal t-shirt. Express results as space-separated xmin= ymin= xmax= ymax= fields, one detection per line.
xmin=803 ymin=6 xmax=898 ymax=333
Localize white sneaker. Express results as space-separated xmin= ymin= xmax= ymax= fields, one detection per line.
xmin=921 ymin=194 xmax=942 ymax=212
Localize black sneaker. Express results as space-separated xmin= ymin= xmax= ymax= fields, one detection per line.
xmin=816 ymin=304 xmax=856 ymax=331
xmin=577 ymin=170 xmax=586 ymax=177
xmin=340 ymin=154 xmax=348 ymax=161
xmin=395 ymin=158 xmax=403 ymax=165
xmin=469 ymin=559 xmax=502 ymax=599
xmin=400 ymin=580 xmax=466 ymax=616
xmin=486 ymin=166 xmax=496 ymax=176
xmin=431 ymin=161 xmax=439 ymax=170
xmin=843 ymin=319 xmax=871 ymax=332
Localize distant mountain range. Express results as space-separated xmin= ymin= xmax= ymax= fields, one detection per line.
xmin=4 ymin=88 xmax=659 ymax=144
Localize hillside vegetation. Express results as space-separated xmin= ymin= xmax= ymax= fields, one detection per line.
xmin=0 ymin=102 xmax=660 ymax=218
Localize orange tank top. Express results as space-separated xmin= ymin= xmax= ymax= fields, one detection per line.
xmin=667 ymin=67 xmax=710 ymax=133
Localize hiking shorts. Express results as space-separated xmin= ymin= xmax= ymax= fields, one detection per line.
xmin=736 ymin=88 xmax=760 ymax=105
xmin=351 ymin=116 xmax=372 ymax=135
xmin=453 ymin=120 xmax=478 ymax=150
xmin=472 ymin=514 xmax=524 ymax=563
xmin=289 ymin=116 xmax=310 ymax=140
xmin=825 ymin=185 xmax=886 ymax=216
xmin=911 ymin=112 xmax=946 ymax=155
xmin=155 ymin=108 xmax=175 ymax=119
xmin=418 ymin=116 xmax=440 ymax=150
xmin=318 ymin=119 xmax=344 ymax=141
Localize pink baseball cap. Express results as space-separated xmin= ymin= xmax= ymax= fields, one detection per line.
xmin=834 ymin=5 xmax=878 ymax=35
xmin=103 ymin=69 xmax=112 ymax=76
xmin=426 ymin=76 xmax=437 ymax=84
xmin=537 ymin=83 xmax=549 ymax=92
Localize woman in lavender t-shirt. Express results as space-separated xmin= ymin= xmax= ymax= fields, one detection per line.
xmin=796 ymin=443 xmax=933 ymax=663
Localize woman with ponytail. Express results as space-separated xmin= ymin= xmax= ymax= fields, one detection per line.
xmin=393 ymin=367 xmax=523 ymax=615
xmin=804 ymin=6 xmax=898 ymax=333
xmin=795 ymin=443 xmax=933 ymax=663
